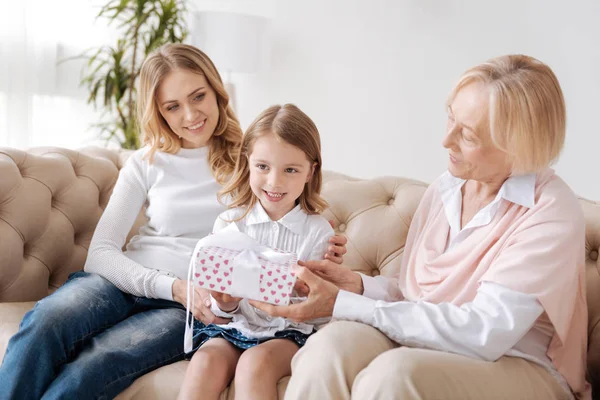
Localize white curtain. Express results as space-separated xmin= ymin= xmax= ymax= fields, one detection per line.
xmin=0 ymin=0 xmax=117 ymax=149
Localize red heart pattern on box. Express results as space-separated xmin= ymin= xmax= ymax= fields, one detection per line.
xmin=192 ymin=246 xmax=297 ymax=305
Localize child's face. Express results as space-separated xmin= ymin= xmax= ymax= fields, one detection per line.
xmin=156 ymin=69 xmax=219 ymax=149
xmin=248 ymin=135 xmax=314 ymax=221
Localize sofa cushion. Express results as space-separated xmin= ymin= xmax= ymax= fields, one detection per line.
xmin=114 ymin=363 xmax=290 ymax=400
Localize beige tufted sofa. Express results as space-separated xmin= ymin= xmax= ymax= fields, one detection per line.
xmin=0 ymin=146 xmax=598 ymax=399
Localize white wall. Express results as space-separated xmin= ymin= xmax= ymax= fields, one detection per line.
xmin=201 ymin=0 xmax=600 ymax=198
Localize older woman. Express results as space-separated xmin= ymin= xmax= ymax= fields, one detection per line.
xmin=252 ymin=54 xmax=589 ymax=400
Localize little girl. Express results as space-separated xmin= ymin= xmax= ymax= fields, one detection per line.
xmin=178 ymin=104 xmax=334 ymax=400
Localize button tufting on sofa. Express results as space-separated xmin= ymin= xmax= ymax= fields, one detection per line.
xmin=338 ymin=223 xmax=347 ymax=232
xmin=388 ymin=198 xmax=394 ymax=205
xmin=590 ymin=250 xmax=598 ymax=262
xmin=0 ymin=147 xmax=126 ymax=302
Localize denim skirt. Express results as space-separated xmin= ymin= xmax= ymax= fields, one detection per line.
xmin=190 ymin=321 xmax=312 ymax=353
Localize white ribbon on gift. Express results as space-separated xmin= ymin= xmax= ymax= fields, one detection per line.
xmin=184 ymin=224 xmax=297 ymax=353
xmin=229 ymin=249 xmax=261 ymax=300
xmin=192 ymin=224 xmax=298 ymax=263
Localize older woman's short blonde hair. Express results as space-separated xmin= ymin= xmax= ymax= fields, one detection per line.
xmin=137 ymin=43 xmax=242 ymax=184
xmin=447 ymin=54 xmax=566 ymax=174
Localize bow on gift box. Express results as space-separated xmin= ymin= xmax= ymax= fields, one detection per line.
xmin=184 ymin=224 xmax=298 ymax=353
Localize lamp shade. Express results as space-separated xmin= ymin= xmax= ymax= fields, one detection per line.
xmin=191 ymin=11 xmax=269 ymax=74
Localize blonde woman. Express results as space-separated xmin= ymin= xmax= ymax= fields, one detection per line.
xmin=0 ymin=44 xmax=347 ymax=400
xmin=254 ymin=55 xmax=590 ymax=400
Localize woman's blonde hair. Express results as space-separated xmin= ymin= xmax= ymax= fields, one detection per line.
xmin=219 ymin=104 xmax=328 ymax=218
xmin=137 ymin=43 xmax=242 ymax=184
xmin=447 ymin=54 xmax=566 ymax=174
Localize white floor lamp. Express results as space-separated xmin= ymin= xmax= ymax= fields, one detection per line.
xmin=191 ymin=11 xmax=270 ymax=115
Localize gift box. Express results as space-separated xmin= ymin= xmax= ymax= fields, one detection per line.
xmin=187 ymin=227 xmax=298 ymax=306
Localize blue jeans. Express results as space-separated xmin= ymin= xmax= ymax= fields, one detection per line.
xmin=0 ymin=271 xmax=189 ymax=400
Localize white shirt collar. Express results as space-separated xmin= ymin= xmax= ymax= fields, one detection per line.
xmin=439 ymin=171 xmax=536 ymax=209
xmin=439 ymin=171 xmax=536 ymax=252
xmin=245 ymin=202 xmax=308 ymax=236
xmin=496 ymin=173 xmax=536 ymax=209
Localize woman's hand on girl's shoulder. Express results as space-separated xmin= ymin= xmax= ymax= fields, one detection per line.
xmin=326 ymin=220 xmax=347 ymax=264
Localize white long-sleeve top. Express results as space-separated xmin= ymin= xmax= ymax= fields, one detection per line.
xmin=332 ymin=171 xmax=572 ymax=397
xmin=209 ymin=202 xmax=334 ymax=338
xmin=84 ymin=146 xmax=225 ymax=300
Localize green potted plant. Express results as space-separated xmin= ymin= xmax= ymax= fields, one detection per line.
xmin=81 ymin=0 xmax=188 ymax=149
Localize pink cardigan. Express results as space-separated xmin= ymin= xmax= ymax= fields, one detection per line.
xmin=399 ymin=169 xmax=590 ymax=399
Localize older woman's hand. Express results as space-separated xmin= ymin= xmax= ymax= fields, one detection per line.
xmin=294 ymin=259 xmax=363 ymax=296
xmin=304 ymin=259 xmax=363 ymax=293
xmin=250 ymin=266 xmax=341 ymax=322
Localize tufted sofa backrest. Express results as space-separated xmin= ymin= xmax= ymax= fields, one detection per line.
xmin=0 ymin=147 xmax=599 ymax=390
xmin=0 ymin=147 xmax=425 ymax=302
xmin=581 ymin=199 xmax=600 ymax=390
xmin=319 ymin=171 xmax=427 ymax=279
xmin=0 ymin=147 xmax=140 ymax=301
